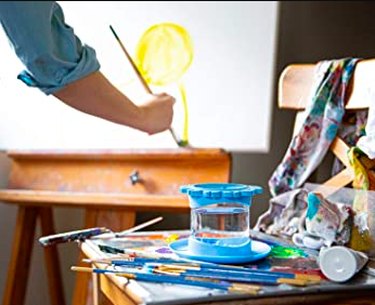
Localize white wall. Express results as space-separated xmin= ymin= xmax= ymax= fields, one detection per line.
xmin=0 ymin=1 xmax=278 ymax=152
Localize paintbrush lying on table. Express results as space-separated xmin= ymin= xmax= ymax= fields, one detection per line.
xmin=72 ymin=261 xmax=320 ymax=288
xmin=39 ymin=216 xmax=163 ymax=246
xmin=84 ymin=256 xmax=321 ymax=281
xmin=71 ymin=266 xmax=261 ymax=293
xmin=82 ymin=257 xmax=321 ymax=286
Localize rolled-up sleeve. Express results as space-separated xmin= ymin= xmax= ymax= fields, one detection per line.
xmin=0 ymin=1 xmax=100 ymax=95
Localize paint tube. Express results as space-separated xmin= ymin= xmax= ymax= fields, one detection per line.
xmin=318 ymin=246 xmax=368 ymax=282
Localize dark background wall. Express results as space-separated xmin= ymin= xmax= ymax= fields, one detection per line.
xmin=232 ymin=0 xmax=375 ymax=224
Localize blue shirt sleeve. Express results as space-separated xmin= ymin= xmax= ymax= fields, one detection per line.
xmin=0 ymin=1 xmax=100 ymax=95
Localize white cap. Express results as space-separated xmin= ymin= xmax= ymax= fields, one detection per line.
xmin=319 ymin=247 xmax=357 ymax=282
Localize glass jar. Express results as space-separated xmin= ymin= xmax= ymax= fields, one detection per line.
xmin=191 ymin=202 xmax=249 ymax=246
xmin=180 ymin=183 xmax=262 ymax=256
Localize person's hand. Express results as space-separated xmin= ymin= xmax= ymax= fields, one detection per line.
xmin=137 ymin=92 xmax=175 ymax=135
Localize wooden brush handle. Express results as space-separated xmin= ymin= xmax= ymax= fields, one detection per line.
xmin=109 ymin=25 xmax=152 ymax=94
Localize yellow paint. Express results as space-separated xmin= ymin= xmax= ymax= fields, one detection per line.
xmin=178 ymin=82 xmax=189 ymax=143
xmin=135 ymin=23 xmax=193 ymax=85
xmin=135 ymin=23 xmax=194 ymax=144
xmin=165 ymin=233 xmax=180 ymax=244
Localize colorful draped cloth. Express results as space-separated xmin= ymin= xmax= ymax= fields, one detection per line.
xmin=269 ymin=58 xmax=360 ymax=197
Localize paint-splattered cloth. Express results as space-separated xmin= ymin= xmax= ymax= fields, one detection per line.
xmin=254 ymin=187 xmax=353 ymax=249
xmin=269 ymin=58 xmax=360 ymax=197
xmin=258 ymin=58 xmax=365 ymax=250
xmin=331 ymin=110 xmax=367 ymax=176
xmin=357 ymin=99 xmax=375 ymax=159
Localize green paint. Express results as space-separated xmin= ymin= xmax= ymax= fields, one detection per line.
xmin=270 ymin=245 xmax=306 ymax=259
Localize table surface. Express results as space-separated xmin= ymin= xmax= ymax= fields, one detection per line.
xmin=79 ymin=231 xmax=375 ymax=305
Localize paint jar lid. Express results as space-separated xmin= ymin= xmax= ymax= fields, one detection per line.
xmin=180 ymin=183 xmax=262 ymax=208
xmin=319 ymin=247 xmax=358 ymax=282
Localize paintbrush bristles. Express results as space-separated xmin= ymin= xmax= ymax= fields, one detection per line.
xmin=71 ymin=266 xmax=93 ymax=273
xmin=82 ymin=258 xmax=115 ymax=264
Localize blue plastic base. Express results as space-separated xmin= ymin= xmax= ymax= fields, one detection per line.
xmin=169 ymin=238 xmax=271 ymax=264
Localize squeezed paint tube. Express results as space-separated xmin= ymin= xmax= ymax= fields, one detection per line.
xmin=318 ymin=246 xmax=368 ymax=282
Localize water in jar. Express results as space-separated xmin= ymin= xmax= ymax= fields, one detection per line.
xmin=191 ymin=202 xmax=249 ymax=246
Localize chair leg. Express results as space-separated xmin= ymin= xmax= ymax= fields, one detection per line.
xmin=72 ymin=209 xmax=136 ymax=305
xmin=39 ymin=207 xmax=66 ymax=305
xmin=2 ymin=206 xmax=38 ymax=305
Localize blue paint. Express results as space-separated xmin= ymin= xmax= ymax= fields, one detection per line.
xmin=306 ymin=193 xmax=321 ymax=220
xmin=325 ymin=123 xmax=339 ymax=141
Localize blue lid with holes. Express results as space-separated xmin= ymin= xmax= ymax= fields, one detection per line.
xmin=180 ymin=183 xmax=262 ymax=208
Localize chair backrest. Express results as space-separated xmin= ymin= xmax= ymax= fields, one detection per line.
xmin=278 ymin=59 xmax=375 ymax=190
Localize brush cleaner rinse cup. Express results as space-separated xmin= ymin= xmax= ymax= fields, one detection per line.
xmin=169 ymin=183 xmax=271 ymax=264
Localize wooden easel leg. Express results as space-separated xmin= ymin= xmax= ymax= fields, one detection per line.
xmin=2 ymin=206 xmax=38 ymax=305
xmin=72 ymin=209 xmax=136 ymax=305
xmin=39 ymin=207 xmax=66 ymax=305
xmin=72 ymin=209 xmax=98 ymax=305
xmin=96 ymin=210 xmax=136 ymax=232
xmin=92 ymin=271 xmax=100 ymax=305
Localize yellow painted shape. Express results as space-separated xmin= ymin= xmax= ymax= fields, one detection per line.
xmin=135 ymin=23 xmax=194 ymax=86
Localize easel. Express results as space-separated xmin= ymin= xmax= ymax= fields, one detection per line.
xmin=0 ymin=149 xmax=231 ymax=305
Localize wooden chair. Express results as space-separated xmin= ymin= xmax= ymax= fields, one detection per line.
xmin=278 ymin=59 xmax=375 ymax=190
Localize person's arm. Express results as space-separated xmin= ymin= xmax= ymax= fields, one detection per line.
xmin=54 ymin=71 xmax=174 ymax=134
xmin=0 ymin=1 xmax=174 ymax=134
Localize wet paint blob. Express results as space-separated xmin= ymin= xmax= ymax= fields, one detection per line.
xmin=135 ymin=23 xmax=194 ymax=86
xmin=270 ymin=245 xmax=307 ymax=259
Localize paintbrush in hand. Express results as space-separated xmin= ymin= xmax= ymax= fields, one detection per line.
xmin=109 ymin=25 xmax=188 ymax=147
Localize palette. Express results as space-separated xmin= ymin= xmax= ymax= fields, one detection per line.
xmin=85 ymin=229 xmax=375 ymax=305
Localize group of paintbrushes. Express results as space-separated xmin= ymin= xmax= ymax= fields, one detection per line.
xmin=40 ymin=213 xmax=322 ymax=293
xmin=72 ymin=251 xmax=322 ymax=294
